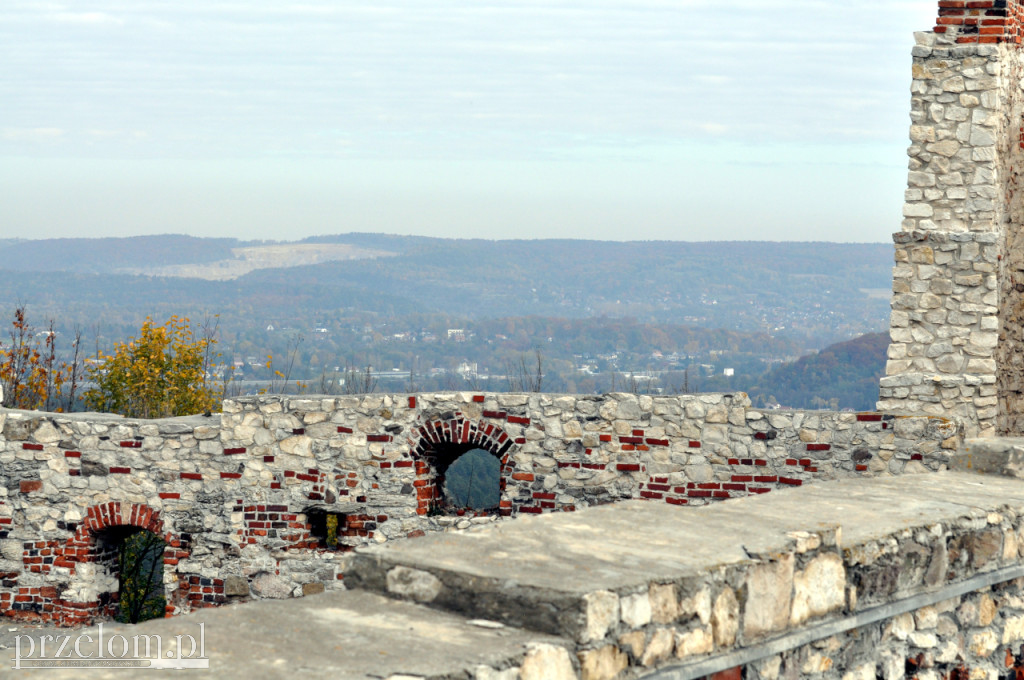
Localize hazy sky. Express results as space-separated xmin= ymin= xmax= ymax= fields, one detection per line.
xmin=0 ymin=1 xmax=936 ymax=243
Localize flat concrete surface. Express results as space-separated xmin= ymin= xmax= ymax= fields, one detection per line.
xmin=2 ymin=590 xmax=564 ymax=679
xmin=353 ymin=471 xmax=1024 ymax=597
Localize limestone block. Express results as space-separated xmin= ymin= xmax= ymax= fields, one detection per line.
xmin=640 ymin=628 xmax=675 ymax=666
xmin=251 ymin=573 xmax=292 ymax=599
xmin=674 ymin=626 xmax=713 ymax=658
xmin=711 ymin=587 xmax=738 ymax=647
xmin=621 ymin=592 xmax=652 ymax=628
xmin=904 ymin=203 xmax=935 ymax=218
xmin=386 ymin=566 xmax=442 ymax=603
xmin=790 ymin=553 xmax=845 ymax=626
xmin=1003 ymin=616 xmax=1024 ymax=644
xmin=680 ymin=587 xmax=712 ymax=625
xmin=909 ymin=631 xmax=938 ymax=648
xmin=473 ymin=666 xmax=518 ymax=680
xmin=617 ymin=631 xmax=645 ymax=658
xmin=279 ymin=435 xmax=312 ymax=457
xmin=970 ymin=630 xmax=998 ymax=657
xmin=522 ymin=644 xmax=575 ymax=680
xmin=744 ymin=554 xmax=795 ymax=638
xmin=583 ymin=590 xmax=619 ymax=642
xmin=649 ymin=583 xmax=679 ymax=623
xmin=578 ymin=645 xmax=628 ymax=680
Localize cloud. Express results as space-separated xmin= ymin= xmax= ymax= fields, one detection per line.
xmin=53 ymin=11 xmax=124 ymax=26
xmin=2 ymin=128 xmax=65 ymax=141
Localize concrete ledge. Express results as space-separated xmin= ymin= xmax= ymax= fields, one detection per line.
xmin=349 ymin=471 xmax=1024 ymax=674
xmin=1 ymin=590 xmax=567 ymax=679
xmin=950 ymin=437 xmax=1024 ymax=479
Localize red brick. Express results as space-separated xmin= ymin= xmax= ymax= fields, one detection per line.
xmin=19 ymin=481 xmax=42 ymax=493
xmin=472 ymin=395 xmax=485 ymax=403
xmin=223 ymin=448 xmax=246 ymax=455
xmin=158 ymin=493 xmax=180 ymax=500
xmin=616 ymin=464 xmax=641 ymax=472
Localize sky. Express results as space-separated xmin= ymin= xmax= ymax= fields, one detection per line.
xmin=0 ymin=0 xmax=937 ymax=243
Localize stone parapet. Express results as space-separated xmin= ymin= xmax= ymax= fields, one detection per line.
xmin=0 ymin=393 xmax=955 ymax=626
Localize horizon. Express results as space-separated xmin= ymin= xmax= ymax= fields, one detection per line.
xmin=0 ymin=232 xmax=896 ymax=246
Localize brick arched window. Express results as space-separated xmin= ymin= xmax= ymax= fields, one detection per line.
xmin=409 ymin=414 xmax=516 ymax=516
xmin=44 ymin=502 xmax=189 ymax=626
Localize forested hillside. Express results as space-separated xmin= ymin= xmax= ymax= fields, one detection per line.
xmin=0 ymin=234 xmax=895 ymax=408
xmin=746 ymin=333 xmax=888 ymax=411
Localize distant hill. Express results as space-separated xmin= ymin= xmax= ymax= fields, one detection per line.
xmin=0 ymin=234 xmax=892 ymax=348
xmin=745 ymin=332 xmax=888 ymax=411
xmin=0 ymin=235 xmax=236 ymax=273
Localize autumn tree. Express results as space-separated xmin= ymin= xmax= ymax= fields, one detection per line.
xmin=0 ymin=306 xmax=83 ymax=412
xmin=85 ymin=316 xmax=221 ymax=418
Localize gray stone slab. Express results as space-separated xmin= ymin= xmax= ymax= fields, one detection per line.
xmin=347 ymin=471 xmax=1024 ymax=635
xmin=951 ymin=437 xmax=1024 ymax=479
xmin=1 ymin=590 xmax=565 ymax=679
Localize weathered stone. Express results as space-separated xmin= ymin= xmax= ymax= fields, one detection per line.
xmin=582 ymin=590 xmax=619 ymax=642
xmin=224 ymin=575 xmax=250 ymax=597
xmin=621 ymin=592 xmax=652 ymax=628
xmin=522 ymin=644 xmax=575 ymax=680
xmin=649 ymin=583 xmax=679 ymax=624
xmin=386 ymin=566 xmax=442 ymax=603
xmin=250 ymin=573 xmax=292 ymax=599
xmin=640 ymin=627 xmax=675 ymax=666
xmin=744 ymin=554 xmax=795 ymax=638
xmin=675 ymin=626 xmax=713 ymax=658
xmin=578 ymin=645 xmax=628 ymax=680
xmin=302 ymin=582 xmax=325 ymax=596
xmin=791 ymin=553 xmax=845 ymax=625
xmin=712 ymin=587 xmax=738 ymax=647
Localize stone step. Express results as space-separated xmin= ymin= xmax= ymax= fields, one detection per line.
xmin=346 ymin=471 xmax=1024 ymax=644
xmin=2 ymin=589 xmax=569 ymax=679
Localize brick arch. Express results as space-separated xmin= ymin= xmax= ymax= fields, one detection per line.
xmin=46 ymin=502 xmax=190 ymax=626
xmin=409 ymin=413 xmax=516 ymax=516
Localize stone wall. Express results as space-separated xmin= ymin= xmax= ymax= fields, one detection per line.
xmin=0 ymin=392 xmax=955 ymax=626
xmin=879 ymin=2 xmax=1024 ymax=437
xmin=347 ymin=463 xmax=1024 ymax=680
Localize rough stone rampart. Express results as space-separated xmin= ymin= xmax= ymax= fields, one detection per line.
xmin=0 ymin=392 xmax=955 ymax=626
xmin=881 ymin=4 xmax=1024 ymax=438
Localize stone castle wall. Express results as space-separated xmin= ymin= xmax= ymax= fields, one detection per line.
xmin=0 ymin=392 xmax=954 ymax=626
xmin=880 ymin=1 xmax=1024 ymax=437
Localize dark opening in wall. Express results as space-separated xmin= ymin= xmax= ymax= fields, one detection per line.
xmin=305 ymin=508 xmax=346 ymax=549
xmin=441 ymin=447 xmax=500 ymax=511
xmin=93 ymin=526 xmax=166 ymax=624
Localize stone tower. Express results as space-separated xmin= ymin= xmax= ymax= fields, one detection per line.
xmin=878 ymin=0 xmax=1024 ymax=438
